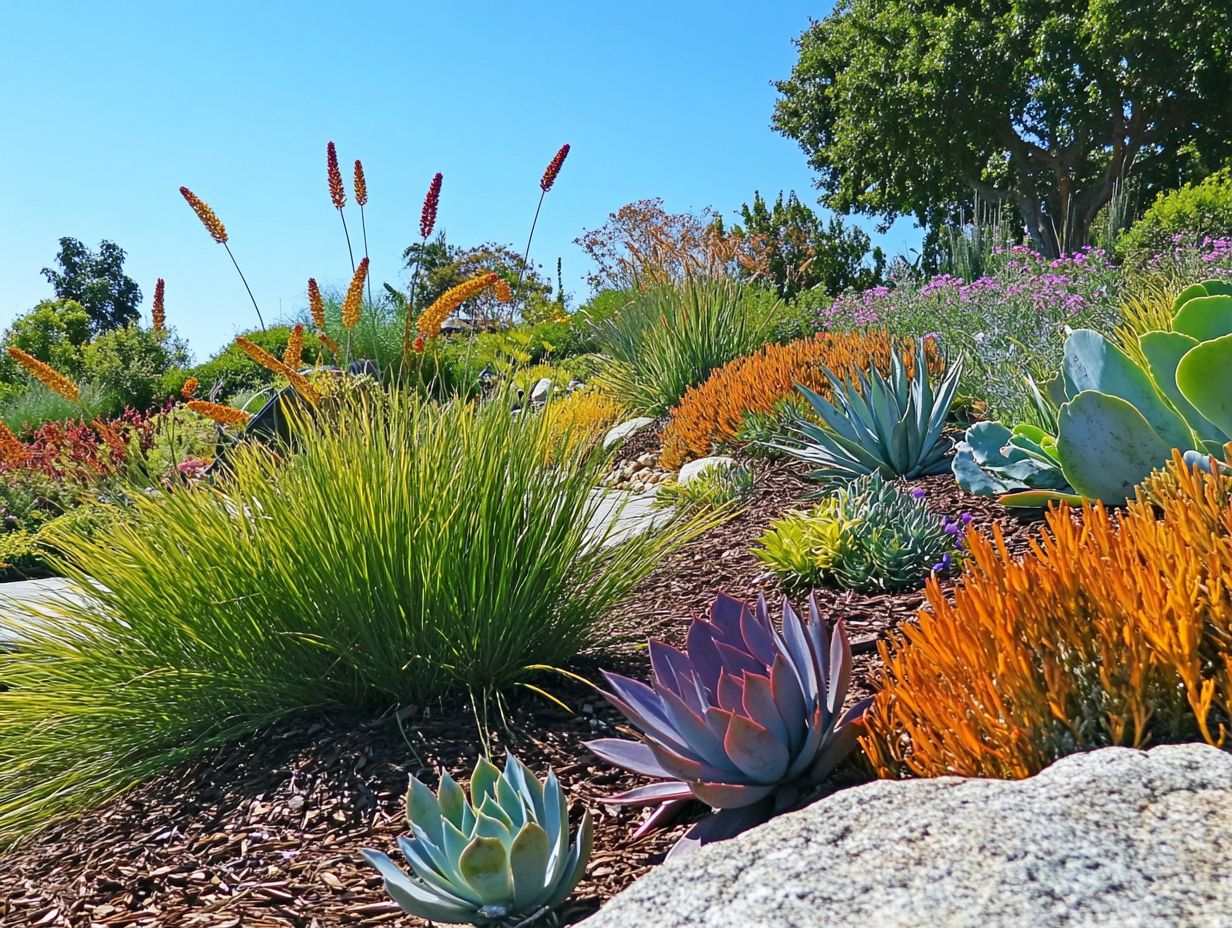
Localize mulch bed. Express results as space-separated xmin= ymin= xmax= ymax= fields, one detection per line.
xmin=0 ymin=433 xmax=1048 ymax=928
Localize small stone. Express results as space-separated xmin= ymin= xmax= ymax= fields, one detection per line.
xmin=636 ymin=452 xmax=657 ymax=467
xmin=677 ymin=455 xmax=736 ymax=486
xmin=530 ymin=378 xmax=552 ymax=404
xmin=603 ymin=417 xmax=656 ymax=451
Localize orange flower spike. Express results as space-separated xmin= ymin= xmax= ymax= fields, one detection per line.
xmin=493 ymin=278 xmax=513 ymax=303
xmin=0 ymin=421 xmax=26 ymax=466
xmin=187 ymin=400 xmax=252 ymax=429
xmin=234 ymin=337 xmax=319 ymax=403
xmin=283 ymin=323 xmax=305 ymax=369
xmin=179 ymin=187 xmax=228 ymax=244
xmin=181 ymin=377 xmax=200 ymax=400
xmin=307 ymin=278 xmax=326 ymax=330
xmin=151 ymin=278 xmax=166 ymax=332
xmin=341 ymin=258 xmax=370 ymax=330
xmin=6 ymin=347 xmax=79 ymax=402
xmin=327 ymin=141 xmax=346 ymax=209
xmin=353 ymin=160 xmax=368 ymax=207
xmin=416 ymin=272 xmax=500 ymax=338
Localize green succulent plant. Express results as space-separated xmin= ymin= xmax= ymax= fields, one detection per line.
xmin=654 ymin=461 xmax=755 ymax=511
xmin=955 ymin=278 xmax=1232 ymax=506
xmin=362 ymin=753 xmax=593 ymax=926
xmin=780 ymin=339 xmax=962 ymax=482
xmin=754 ymin=473 xmax=965 ymax=593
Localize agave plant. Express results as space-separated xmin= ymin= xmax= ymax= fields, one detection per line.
xmin=362 ymin=753 xmax=593 ymax=926
xmin=586 ymin=593 xmax=869 ymax=854
xmin=781 ymin=338 xmax=962 ymax=481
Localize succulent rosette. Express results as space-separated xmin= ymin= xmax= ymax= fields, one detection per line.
xmin=587 ymin=592 xmax=870 ymax=852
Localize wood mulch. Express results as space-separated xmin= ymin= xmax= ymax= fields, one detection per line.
xmin=0 ymin=433 xmax=1048 ymax=928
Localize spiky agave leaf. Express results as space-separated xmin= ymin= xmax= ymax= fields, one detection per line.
xmin=361 ymin=753 xmax=592 ymax=925
xmin=586 ymin=593 xmax=870 ymax=851
xmin=780 ymin=339 xmax=962 ymax=481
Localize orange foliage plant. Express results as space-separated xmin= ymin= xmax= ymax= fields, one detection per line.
xmin=660 ymin=331 xmax=939 ymax=470
xmin=862 ymin=450 xmax=1232 ymax=780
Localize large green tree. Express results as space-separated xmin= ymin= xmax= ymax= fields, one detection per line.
xmin=41 ymin=238 xmax=143 ymax=332
xmin=773 ymin=0 xmax=1232 ymax=256
xmin=734 ymin=191 xmax=884 ymax=299
xmin=402 ymin=234 xmax=552 ymax=325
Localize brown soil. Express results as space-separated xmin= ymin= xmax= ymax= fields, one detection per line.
xmin=0 ymin=440 xmax=1047 ymax=927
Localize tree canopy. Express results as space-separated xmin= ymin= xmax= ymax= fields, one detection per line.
xmin=733 ymin=191 xmax=884 ymax=299
xmin=403 ymin=234 xmax=552 ymax=325
xmin=773 ymin=0 xmax=1232 ymax=256
xmin=41 ymin=237 xmax=143 ymax=332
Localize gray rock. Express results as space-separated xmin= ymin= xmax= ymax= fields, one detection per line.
xmin=676 ymin=455 xmax=736 ymax=485
xmin=602 ymin=417 xmax=655 ymax=451
xmin=583 ymin=744 xmax=1232 ymax=928
xmin=530 ymin=377 xmax=553 ymax=404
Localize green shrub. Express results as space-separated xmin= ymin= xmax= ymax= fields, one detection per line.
xmin=81 ymin=325 xmax=189 ymax=411
xmin=593 ymin=278 xmax=775 ymax=414
xmin=0 ymin=299 xmax=93 ymax=383
xmin=754 ymin=473 xmax=964 ymax=594
xmin=1119 ymin=170 xmax=1232 ymax=271
xmin=0 ymin=388 xmax=708 ymax=838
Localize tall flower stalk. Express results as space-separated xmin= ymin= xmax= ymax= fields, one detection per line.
xmin=517 ymin=144 xmax=570 ymax=320
xmin=354 ymin=160 xmax=374 ymax=309
xmin=401 ymin=172 xmax=443 ymax=371
xmin=327 ymin=141 xmax=355 ymax=272
xmin=179 ymin=186 xmax=266 ymax=331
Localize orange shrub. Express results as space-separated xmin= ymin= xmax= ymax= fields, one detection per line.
xmin=862 ymin=451 xmax=1232 ymax=781
xmin=660 ymin=331 xmax=938 ymax=469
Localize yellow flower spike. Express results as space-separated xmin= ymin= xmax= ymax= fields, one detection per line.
xmin=283 ymin=324 xmax=305 ymax=369
xmin=416 ymin=272 xmax=502 ymax=338
xmin=186 ymin=400 xmax=252 ymax=429
xmin=6 ymin=348 xmax=79 ymax=402
xmin=341 ymin=258 xmax=369 ymax=330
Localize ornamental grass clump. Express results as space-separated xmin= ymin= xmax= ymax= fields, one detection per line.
xmin=863 ymin=450 xmax=1232 ymax=781
xmin=588 ymin=592 xmax=869 ymax=854
xmin=593 ymin=277 xmax=774 ymax=415
xmin=0 ymin=390 xmax=705 ymax=840
xmin=363 ymin=753 xmax=592 ymax=925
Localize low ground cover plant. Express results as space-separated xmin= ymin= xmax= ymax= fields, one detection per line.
xmin=820 ymin=247 xmax=1121 ymax=421
xmin=0 ymin=389 xmax=705 ymax=839
xmin=655 ymin=461 xmax=755 ymax=512
xmin=756 ymin=474 xmax=966 ymax=594
xmin=658 ymin=330 xmax=937 ymax=469
xmin=864 ymin=451 xmax=1232 ymax=780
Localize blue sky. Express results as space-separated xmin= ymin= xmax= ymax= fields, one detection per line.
xmin=0 ymin=1 xmax=918 ymax=360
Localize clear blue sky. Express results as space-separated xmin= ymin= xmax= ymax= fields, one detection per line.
xmin=0 ymin=1 xmax=917 ymax=361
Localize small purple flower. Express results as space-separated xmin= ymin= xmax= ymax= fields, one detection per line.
xmin=911 ymin=487 xmax=927 ymax=499
xmin=960 ymin=512 xmax=972 ymax=524
xmin=931 ymin=553 xmax=953 ymax=573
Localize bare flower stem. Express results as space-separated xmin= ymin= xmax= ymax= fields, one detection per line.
xmin=223 ymin=242 xmax=265 ymax=331
xmin=338 ymin=207 xmax=356 ymax=273
xmin=515 ymin=188 xmax=548 ymax=324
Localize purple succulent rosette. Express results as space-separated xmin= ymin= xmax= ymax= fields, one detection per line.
xmin=587 ymin=592 xmax=871 ymax=855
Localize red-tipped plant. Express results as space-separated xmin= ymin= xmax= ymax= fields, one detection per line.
xmin=403 ymin=172 xmax=445 ymax=369
xmin=518 ymin=144 xmax=570 ymax=319
xmin=307 ymin=278 xmax=326 ymax=331
xmin=179 ymin=185 xmax=266 ymax=331
xmin=327 ymin=141 xmax=355 ymax=272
